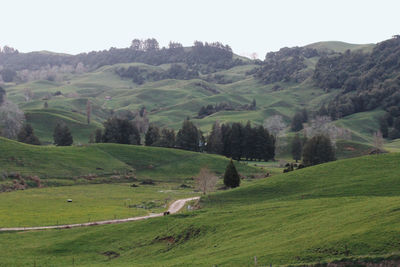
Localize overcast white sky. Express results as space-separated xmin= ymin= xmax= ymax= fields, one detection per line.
xmin=0 ymin=0 xmax=399 ymax=58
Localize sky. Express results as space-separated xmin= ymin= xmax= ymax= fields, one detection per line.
xmin=1 ymin=0 xmax=399 ymax=58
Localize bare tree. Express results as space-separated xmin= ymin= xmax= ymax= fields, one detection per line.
xmin=372 ymin=131 xmax=384 ymax=153
xmin=263 ymin=115 xmax=287 ymax=155
xmin=195 ymin=167 xmax=218 ymax=195
xmin=86 ymin=99 xmax=92 ymax=125
xmin=23 ymin=88 xmax=34 ymax=102
xmin=304 ymin=116 xmax=351 ymax=145
xmin=0 ymin=100 xmax=25 ymax=139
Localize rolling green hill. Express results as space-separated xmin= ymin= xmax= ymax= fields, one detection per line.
xmin=3 ymin=37 xmax=400 ymax=154
xmin=305 ymin=41 xmax=375 ymax=54
xmin=0 ymin=137 xmax=260 ymax=180
xmin=0 ymin=153 xmax=399 ymax=266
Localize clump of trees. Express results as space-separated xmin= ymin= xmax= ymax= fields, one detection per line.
xmin=17 ymin=124 xmax=40 ymax=145
xmin=291 ymin=133 xmax=304 ymax=162
xmin=197 ymin=100 xmax=256 ymax=118
xmin=290 ymin=109 xmax=308 ymax=132
xmin=102 ymin=117 xmax=141 ymax=145
xmin=253 ymin=47 xmax=319 ymax=84
xmin=176 ymin=119 xmax=203 ymax=152
xmin=115 ymin=64 xmax=199 ymax=85
xmin=53 ymin=123 xmax=73 ymax=146
xmin=302 ymin=135 xmax=336 ymax=166
xmin=379 ymin=107 xmax=400 ymax=140
xmin=207 ymin=121 xmax=275 ymax=161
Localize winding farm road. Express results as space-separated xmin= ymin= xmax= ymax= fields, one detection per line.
xmin=0 ymin=196 xmax=200 ymax=232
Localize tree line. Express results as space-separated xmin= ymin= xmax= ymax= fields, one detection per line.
xmin=88 ymin=117 xmax=276 ymax=162
xmin=0 ymin=39 xmax=243 ymax=80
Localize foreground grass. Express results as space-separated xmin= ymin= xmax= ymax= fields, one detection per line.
xmin=1 ymin=153 xmax=399 ymax=266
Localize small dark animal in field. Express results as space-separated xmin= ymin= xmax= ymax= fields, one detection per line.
xmin=163 ymin=211 xmax=170 ymax=216
xmin=140 ymin=179 xmax=155 ymax=185
xmin=130 ymin=184 xmax=139 ymax=187
xmin=102 ymin=251 xmax=120 ymax=260
xmin=67 ymin=199 xmax=72 ymax=202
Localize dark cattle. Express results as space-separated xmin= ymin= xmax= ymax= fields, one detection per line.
xmin=163 ymin=211 xmax=170 ymax=216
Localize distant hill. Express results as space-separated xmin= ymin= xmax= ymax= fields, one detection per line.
xmin=305 ymin=41 xmax=375 ymax=53
xmin=2 ymin=36 xmax=400 ymax=153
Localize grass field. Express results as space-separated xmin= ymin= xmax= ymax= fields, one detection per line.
xmin=0 ymin=153 xmax=399 ymax=266
xmin=0 ymin=183 xmax=197 ymax=228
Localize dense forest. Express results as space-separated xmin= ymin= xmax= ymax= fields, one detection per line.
xmin=313 ymin=36 xmax=400 ymax=119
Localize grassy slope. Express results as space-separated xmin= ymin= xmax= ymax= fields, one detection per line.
xmin=305 ymin=41 xmax=375 ymax=53
xmin=1 ymin=153 xmax=399 ymax=266
xmin=0 ymin=137 xmax=259 ymax=179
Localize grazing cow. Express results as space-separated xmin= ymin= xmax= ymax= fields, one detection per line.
xmin=163 ymin=211 xmax=170 ymax=216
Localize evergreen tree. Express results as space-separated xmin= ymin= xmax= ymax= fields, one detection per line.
xmin=102 ymin=117 xmax=140 ymax=145
xmin=95 ymin=129 xmax=102 ymax=143
xmin=206 ymin=121 xmax=223 ymax=154
xmin=394 ymin=117 xmax=400 ymax=132
xmin=257 ymin=126 xmax=275 ymax=161
xmin=301 ymin=108 xmax=308 ymax=122
xmin=176 ymin=119 xmax=200 ymax=151
xmin=230 ymin=122 xmax=244 ymax=160
xmin=145 ymin=124 xmax=160 ymax=146
xmin=0 ymin=87 xmax=5 ymax=105
xmin=242 ymin=121 xmax=255 ymax=160
xmin=389 ymin=128 xmax=400 ymax=140
xmin=251 ymin=98 xmax=256 ymax=110
xmin=302 ymin=135 xmax=335 ymax=166
xmin=221 ymin=124 xmax=232 ymax=157
xmin=379 ymin=117 xmax=389 ymax=138
xmin=53 ymin=123 xmax=73 ymax=146
xmin=157 ymin=128 xmax=176 ymax=148
xmin=223 ymin=160 xmax=240 ymax=188
xmin=17 ymin=124 xmax=40 ymax=145
xmin=290 ymin=112 xmax=304 ymax=132
xmin=291 ymin=133 xmax=302 ymax=162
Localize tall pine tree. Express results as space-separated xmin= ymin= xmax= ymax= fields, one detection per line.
xmin=53 ymin=123 xmax=73 ymax=146
xmin=302 ymin=135 xmax=335 ymax=166
xmin=291 ymin=133 xmax=302 ymax=162
xmin=145 ymin=124 xmax=160 ymax=146
xmin=176 ymin=119 xmax=200 ymax=151
xmin=223 ymin=160 xmax=240 ymax=188
xmin=17 ymin=124 xmax=40 ymax=145
xmin=207 ymin=121 xmax=223 ymax=154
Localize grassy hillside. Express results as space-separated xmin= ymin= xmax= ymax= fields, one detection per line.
xmin=4 ymin=41 xmax=399 ymax=155
xmin=0 ymin=137 xmax=260 ymax=180
xmin=1 ymin=153 xmax=399 ymax=266
xmin=305 ymin=41 xmax=375 ymax=53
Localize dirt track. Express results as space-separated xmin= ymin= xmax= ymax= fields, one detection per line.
xmin=0 ymin=196 xmax=200 ymax=231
